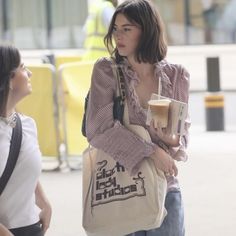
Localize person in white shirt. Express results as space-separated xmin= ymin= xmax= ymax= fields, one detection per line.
xmin=0 ymin=44 xmax=52 ymax=236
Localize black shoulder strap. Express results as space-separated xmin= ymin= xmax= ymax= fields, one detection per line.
xmin=113 ymin=63 xmax=126 ymax=124
xmin=81 ymin=91 xmax=90 ymax=137
xmin=116 ymin=65 xmax=126 ymax=105
xmin=0 ymin=113 xmax=22 ymax=196
xmin=82 ymin=59 xmax=126 ymax=136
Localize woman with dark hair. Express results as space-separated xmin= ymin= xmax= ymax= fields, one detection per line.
xmin=85 ymin=0 xmax=190 ymax=235
xmin=0 ymin=44 xmax=52 ymax=236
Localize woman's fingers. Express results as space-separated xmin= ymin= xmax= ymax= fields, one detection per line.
xmin=164 ymin=158 xmax=178 ymax=177
xmin=173 ymin=163 xmax=178 ymax=176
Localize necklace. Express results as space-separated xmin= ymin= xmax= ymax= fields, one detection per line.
xmin=0 ymin=112 xmax=17 ymax=128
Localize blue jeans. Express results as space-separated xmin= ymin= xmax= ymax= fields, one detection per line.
xmin=126 ymin=190 xmax=185 ymax=236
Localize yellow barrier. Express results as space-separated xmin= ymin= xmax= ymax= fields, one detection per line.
xmin=17 ymin=64 xmax=61 ymax=159
xmin=59 ymin=61 xmax=95 ymax=156
xmin=55 ymin=55 xmax=82 ymax=69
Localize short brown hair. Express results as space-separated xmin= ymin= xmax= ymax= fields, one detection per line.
xmin=104 ymin=0 xmax=167 ymax=63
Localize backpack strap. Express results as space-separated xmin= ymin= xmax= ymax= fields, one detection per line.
xmin=0 ymin=113 xmax=22 ymax=196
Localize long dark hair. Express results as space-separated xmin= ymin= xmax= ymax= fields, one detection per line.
xmin=104 ymin=0 xmax=167 ymax=63
xmin=0 ymin=44 xmax=21 ymax=116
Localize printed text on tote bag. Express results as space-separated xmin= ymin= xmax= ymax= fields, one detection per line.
xmin=92 ymin=160 xmax=146 ymax=207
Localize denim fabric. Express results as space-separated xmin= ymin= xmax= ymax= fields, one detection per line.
xmin=126 ymin=190 xmax=185 ymax=236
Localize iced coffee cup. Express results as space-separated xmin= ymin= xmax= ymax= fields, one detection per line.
xmin=148 ymin=98 xmax=171 ymax=128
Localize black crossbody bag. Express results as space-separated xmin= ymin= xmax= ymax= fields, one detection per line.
xmin=0 ymin=113 xmax=22 ymax=196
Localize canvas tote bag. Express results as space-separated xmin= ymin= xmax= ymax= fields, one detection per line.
xmin=82 ymin=99 xmax=167 ymax=236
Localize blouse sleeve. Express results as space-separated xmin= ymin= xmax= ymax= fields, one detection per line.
xmin=170 ymin=65 xmax=191 ymax=161
xmin=86 ymin=58 xmax=156 ymax=175
xmin=179 ymin=65 xmax=191 ymax=144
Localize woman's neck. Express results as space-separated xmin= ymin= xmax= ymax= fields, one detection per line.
xmin=2 ymin=108 xmax=15 ymax=118
xmin=127 ymin=57 xmax=154 ymax=81
xmin=5 ymin=97 xmax=16 ymax=117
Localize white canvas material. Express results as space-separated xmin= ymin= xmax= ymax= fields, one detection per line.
xmin=82 ymin=102 xmax=167 ymax=236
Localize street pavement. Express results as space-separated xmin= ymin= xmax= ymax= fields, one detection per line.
xmin=40 ymin=123 xmax=236 ymax=236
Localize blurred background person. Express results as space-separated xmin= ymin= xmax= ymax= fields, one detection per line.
xmin=81 ymin=0 xmax=118 ymax=61
xmin=216 ymin=0 xmax=236 ymax=43
xmin=201 ymin=0 xmax=218 ymax=43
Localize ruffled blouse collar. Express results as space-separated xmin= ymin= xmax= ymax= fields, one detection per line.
xmin=116 ymin=59 xmax=173 ymax=119
xmin=118 ymin=58 xmax=172 ymax=97
xmin=118 ymin=58 xmax=139 ymax=86
xmin=0 ymin=112 xmax=17 ymax=128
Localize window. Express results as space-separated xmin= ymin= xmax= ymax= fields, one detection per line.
xmin=0 ymin=0 xmax=235 ymax=49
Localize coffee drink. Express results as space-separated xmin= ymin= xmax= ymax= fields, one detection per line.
xmin=148 ymin=99 xmax=171 ymax=128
